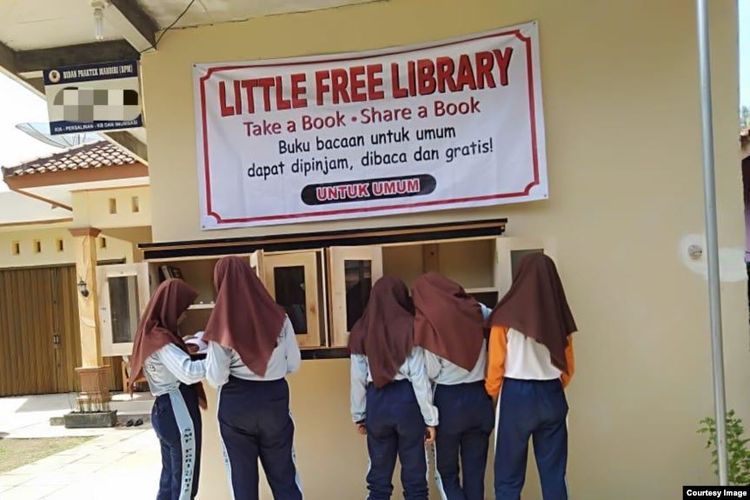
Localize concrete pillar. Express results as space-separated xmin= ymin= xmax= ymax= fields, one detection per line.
xmin=69 ymin=227 xmax=111 ymax=414
xmin=69 ymin=227 xmax=102 ymax=367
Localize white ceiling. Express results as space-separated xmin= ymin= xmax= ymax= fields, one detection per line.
xmin=0 ymin=0 xmax=103 ymax=50
xmin=0 ymin=191 xmax=71 ymax=225
xmin=0 ymin=0 xmax=381 ymax=51
xmin=138 ymin=0 xmax=379 ymax=29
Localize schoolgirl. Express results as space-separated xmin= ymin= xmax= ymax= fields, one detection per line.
xmin=204 ymin=256 xmax=303 ymax=500
xmin=349 ymin=276 xmax=439 ymax=500
xmin=130 ymin=279 xmax=207 ymax=500
xmin=412 ymin=272 xmax=494 ymax=500
xmin=486 ymin=254 xmax=577 ymax=500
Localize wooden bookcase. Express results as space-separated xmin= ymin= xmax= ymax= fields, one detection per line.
xmin=96 ymin=221 xmax=549 ymax=358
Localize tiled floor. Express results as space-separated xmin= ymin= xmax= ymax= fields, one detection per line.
xmin=0 ymin=429 xmax=161 ymax=499
xmin=0 ymin=392 xmax=160 ymax=499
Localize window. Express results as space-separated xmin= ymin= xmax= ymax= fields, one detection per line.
xmin=96 ymin=263 xmax=151 ymax=356
xmin=33 ymin=240 xmax=42 ymax=253
xmin=131 ymin=196 xmax=140 ymax=213
xmin=56 ymin=239 xmax=65 ymax=252
xmin=109 ymin=198 xmax=117 ymax=214
xmin=108 ymin=275 xmax=140 ymax=344
xmin=11 ymin=241 xmax=20 ymax=255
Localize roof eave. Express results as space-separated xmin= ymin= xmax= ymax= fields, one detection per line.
xmin=3 ymin=162 xmax=149 ymax=190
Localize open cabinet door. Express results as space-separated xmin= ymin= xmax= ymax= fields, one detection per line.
xmin=263 ymin=251 xmax=323 ymax=347
xmin=495 ymin=237 xmax=555 ymax=298
xmin=96 ymin=263 xmax=151 ymax=357
xmin=328 ymin=246 xmax=383 ymax=347
xmin=249 ymin=250 xmax=264 ymax=280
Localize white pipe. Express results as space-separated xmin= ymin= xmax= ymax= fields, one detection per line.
xmin=695 ymin=0 xmax=729 ymax=485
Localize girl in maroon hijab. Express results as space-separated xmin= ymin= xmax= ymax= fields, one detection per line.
xmin=203 ymin=256 xmax=302 ymax=500
xmin=349 ymin=276 xmax=438 ymax=500
xmin=485 ymin=253 xmax=577 ymax=500
xmin=412 ymin=272 xmax=494 ymax=500
xmin=129 ymin=279 xmax=206 ymax=500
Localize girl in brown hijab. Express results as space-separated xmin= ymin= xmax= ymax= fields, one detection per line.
xmin=129 ymin=279 xmax=206 ymax=500
xmin=349 ymin=276 xmax=438 ymax=500
xmin=203 ymin=256 xmax=302 ymax=500
xmin=485 ymin=253 xmax=577 ymax=500
xmin=412 ymin=272 xmax=494 ymax=500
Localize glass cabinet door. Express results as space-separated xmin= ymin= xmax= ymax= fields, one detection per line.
xmin=263 ymin=251 xmax=323 ymax=347
xmin=96 ymin=263 xmax=151 ymax=356
xmin=328 ymin=246 xmax=383 ymax=347
xmin=249 ymin=250 xmax=264 ymax=278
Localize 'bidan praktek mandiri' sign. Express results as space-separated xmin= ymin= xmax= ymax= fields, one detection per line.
xmin=44 ymin=60 xmax=142 ymax=135
xmin=193 ymin=21 xmax=547 ymax=229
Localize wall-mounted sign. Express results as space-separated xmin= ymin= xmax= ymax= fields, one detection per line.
xmin=43 ymin=60 xmax=143 ymax=135
xmin=194 ymin=21 xmax=547 ymax=229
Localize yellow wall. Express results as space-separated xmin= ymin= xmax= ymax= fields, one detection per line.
xmin=72 ymin=186 xmax=151 ymax=229
xmin=141 ymin=0 xmax=747 ymax=498
xmin=0 ymin=226 xmax=139 ymax=269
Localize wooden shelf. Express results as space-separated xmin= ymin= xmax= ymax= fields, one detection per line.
xmin=465 ymin=287 xmax=498 ymax=294
xmin=188 ymin=303 xmax=215 ymax=310
xmin=301 ymin=347 xmax=349 ymax=360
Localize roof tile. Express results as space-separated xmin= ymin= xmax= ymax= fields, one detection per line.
xmin=1 ymin=141 xmax=139 ymax=179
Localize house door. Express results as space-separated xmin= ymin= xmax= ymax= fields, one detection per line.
xmin=0 ymin=265 xmax=82 ymax=396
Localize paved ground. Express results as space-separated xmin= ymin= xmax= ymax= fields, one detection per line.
xmin=0 ymin=392 xmax=154 ymax=438
xmin=0 ymin=429 xmax=160 ymax=499
xmin=0 ymin=392 xmax=161 ymax=499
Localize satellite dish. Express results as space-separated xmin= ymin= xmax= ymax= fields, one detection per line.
xmin=14 ymin=122 xmax=99 ymax=149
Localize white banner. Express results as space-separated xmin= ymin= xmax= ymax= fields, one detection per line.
xmin=194 ymin=22 xmax=547 ymax=229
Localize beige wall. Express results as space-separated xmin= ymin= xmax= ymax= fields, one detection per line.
xmin=0 ymin=187 xmax=153 ymax=269
xmin=0 ymin=226 xmax=140 ymax=269
xmin=72 ymin=186 xmax=151 ymax=229
xmin=141 ymin=0 xmax=748 ymax=498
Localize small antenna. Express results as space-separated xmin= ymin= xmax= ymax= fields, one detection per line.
xmin=15 ymin=123 xmax=99 ymax=149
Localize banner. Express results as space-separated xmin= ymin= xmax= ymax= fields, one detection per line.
xmin=194 ymin=22 xmax=547 ymax=229
xmin=43 ymin=60 xmax=143 ymax=135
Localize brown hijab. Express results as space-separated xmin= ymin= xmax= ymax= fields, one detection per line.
xmin=489 ymin=253 xmax=577 ymax=373
xmin=348 ymin=276 xmax=414 ymax=388
xmin=129 ymin=279 xmax=207 ymax=407
xmin=203 ymin=256 xmax=286 ymax=377
xmin=412 ymin=272 xmax=485 ymax=371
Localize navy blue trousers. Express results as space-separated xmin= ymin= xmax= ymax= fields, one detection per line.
xmin=218 ymin=377 xmax=302 ymax=500
xmin=152 ymin=384 xmax=202 ymax=500
xmin=434 ymin=381 xmax=494 ymax=500
xmin=494 ymin=378 xmax=568 ymax=500
xmin=365 ymin=379 xmax=428 ymax=500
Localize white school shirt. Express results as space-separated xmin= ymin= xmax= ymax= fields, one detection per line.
xmin=205 ymin=317 xmax=301 ymax=387
xmin=143 ymin=344 xmax=207 ymax=396
xmin=503 ymin=328 xmax=562 ymax=380
xmin=350 ymin=347 xmax=439 ymax=427
xmin=424 ymin=303 xmax=493 ymax=386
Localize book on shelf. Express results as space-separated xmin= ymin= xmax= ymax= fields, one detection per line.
xmin=160 ymin=265 xmax=184 ymax=280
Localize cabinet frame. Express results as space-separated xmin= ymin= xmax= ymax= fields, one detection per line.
xmin=327 ymin=246 xmax=384 ymax=347
xmin=263 ymin=250 xmax=324 ymax=348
